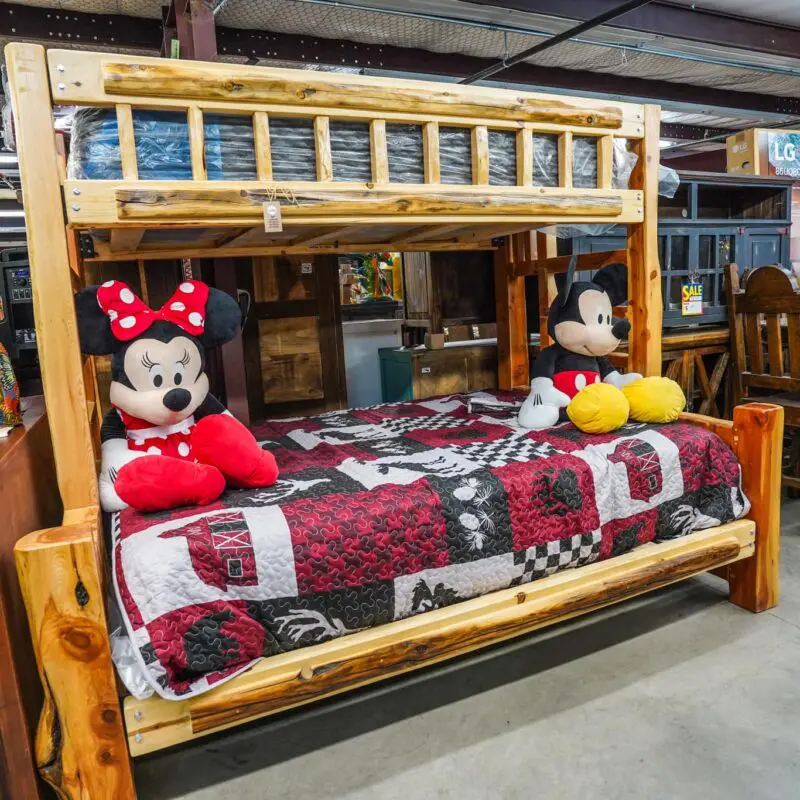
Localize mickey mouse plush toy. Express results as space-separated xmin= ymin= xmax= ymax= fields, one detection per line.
xmin=519 ymin=257 xmax=684 ymax=432
xmin=76 ymin=279 xmax=279 ymax=512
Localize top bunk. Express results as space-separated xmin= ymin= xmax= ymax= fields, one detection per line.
xmin=29 ymin=47 xmax=652 ymax=262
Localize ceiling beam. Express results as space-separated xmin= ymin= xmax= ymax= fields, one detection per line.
xmin=2 ymin=2 xmax=799 ymax=117
xmin=660 ymin=122 xmax=739 ymax=141
xmin=464 ymin=0 xmax=800 ymax=60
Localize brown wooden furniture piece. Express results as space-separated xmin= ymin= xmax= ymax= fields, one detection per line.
xmin=726 ymin=262 xmax=800 ymax=488
xmin=5 ymin=43 xmax=783 ymax=799
xmin=0 ymin=397 xmax=60 ymax=800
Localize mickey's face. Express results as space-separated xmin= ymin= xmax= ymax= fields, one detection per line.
xmin=110 ymin=334 xmax=208 ymax=425
xmin=553 ymin=288 xmax=621 ymax=357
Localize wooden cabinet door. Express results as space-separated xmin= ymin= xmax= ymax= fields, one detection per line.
xmin=413 ymin=352 xmax=470 ymax=398
xmin=239 ymin=254 xmax=346 ymax=418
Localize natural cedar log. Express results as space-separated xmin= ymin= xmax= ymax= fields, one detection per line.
xmin=15 ymin=522 xmax=135 ymax=799
xmin=112 ymin=186 xmax=627 ymax=221
xmin=423 ymin=122 xmax=440 ymax=184
xmin=627 ymin=104 xmax=662 ymax=376
xmin=99 ymin=61 xmax=625 ymax=129
xmin=494 ymin=237 xmax=529 ymax=391
xmin=728 ymin=403 xmax=783 ymax=612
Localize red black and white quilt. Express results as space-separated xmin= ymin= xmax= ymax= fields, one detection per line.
xmin=111 ymin=391 xmax=749 ymax=699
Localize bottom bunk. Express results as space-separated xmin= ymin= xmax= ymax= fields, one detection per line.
xmin=106 ymin=390 xmax=757 ymax=753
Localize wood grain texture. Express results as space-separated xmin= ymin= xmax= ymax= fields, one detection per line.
xmin=5 ymin=43 xmax=98 ymax=513
xmin=124 ymin=520 xmax=754 ymax=755
xmin=98 ymin=59 xmax=627 ymax=129
xmin=472 ymin=125 xmax=489 ymax=186
xmin=115 ymin=103 xmax=137 ymax=181
xmin=15 ymin=521 xmax=134 ymax=799
xmin=423 ymin=121 xmax=440 ymax=184
xmin=252 ymin=111 xmax=273 ymax=181
xmin=728 ymin=403 xmax=783 ymax=612
xmin=187 ymin=105 xmax=206 ymax=181
xmin=494 ymin=238 xmax=529 ymax=390
xmin=259 ymin=317 xmax=323 ymax=403
xmin=516 ymin=129 xmax=533 ymax=187
xmin=558 ymin=131 xmax=573 ymax=189
xmin=370 ymin=120 xmax=389 ymax=185
xmin=597 ymin=135 xmax=614 ymax=189
xmin=626 ymin=104 xmax=662 ymax=376
xmin=314 ymin=116 xmax=333 ymax=182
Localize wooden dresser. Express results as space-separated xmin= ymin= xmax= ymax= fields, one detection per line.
xmin=0 ymin=398 xmax=60 ymax=800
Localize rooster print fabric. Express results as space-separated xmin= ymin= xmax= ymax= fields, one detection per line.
xmin=111 ymin=391 xmax=749 ymax=699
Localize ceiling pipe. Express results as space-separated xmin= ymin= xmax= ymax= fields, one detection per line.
xmin=458 ymin=0 xmax=656 ymax=85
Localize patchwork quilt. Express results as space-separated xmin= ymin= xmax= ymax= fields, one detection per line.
xmin=111 ymin=391 xmax=749 ymax=699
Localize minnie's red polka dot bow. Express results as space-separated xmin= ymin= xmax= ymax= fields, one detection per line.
xmin=96 ymin=279 xmax=210 ymax=341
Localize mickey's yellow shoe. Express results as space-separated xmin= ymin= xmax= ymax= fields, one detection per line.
xmin=567 ymin=382 xmax=630 ymax=434
xmin=623 ymin=376 xmax=686 ymax=423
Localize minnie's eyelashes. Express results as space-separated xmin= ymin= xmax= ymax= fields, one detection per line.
xmin=179 ymin=349 xmax=191 ymax=366
xmin=141 ymin=352 xmax=158 ymax=369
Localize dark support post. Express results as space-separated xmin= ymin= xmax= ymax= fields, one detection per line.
xmin=163 ymin=0 xmax=218 ymax=61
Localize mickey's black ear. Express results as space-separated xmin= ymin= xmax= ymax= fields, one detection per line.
xmin=75 ymin=286 xmax=121 ymax=355
xmin=554 ymin=254 xmax=577 ymax=307
xmin=200 ymin=288 xmax=243 ymax=347
xmin=593 ymin=262 xmax=629 ymax=307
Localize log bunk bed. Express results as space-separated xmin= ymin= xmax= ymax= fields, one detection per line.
xmin=6 ymin=42 xmax=783 ymax=799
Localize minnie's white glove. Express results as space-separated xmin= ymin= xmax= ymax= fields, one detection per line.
xmin=518 ymin=377 xmax=571 ymax=430
xmin=99 ymin=438 xmax=146 ymax=512
xmin=604 ymin=370 xmax=643 ymax=389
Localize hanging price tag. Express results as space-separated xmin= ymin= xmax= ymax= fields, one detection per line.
xmin=681 ymin=282 xmax=703 ymax=316
xmin=263 ymin=201 xmax=283 ymax=233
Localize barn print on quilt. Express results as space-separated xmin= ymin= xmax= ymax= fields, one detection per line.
xmin=111 ymin=391 xmax=749 ymax=699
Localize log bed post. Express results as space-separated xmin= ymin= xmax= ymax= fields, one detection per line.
xmin=627 ymin=104 xmax=662 ymax=376
xmin=7 ymin=43 xmax=136 ymax=799
xmin=495 ymin=234 xmax=530 ymax=391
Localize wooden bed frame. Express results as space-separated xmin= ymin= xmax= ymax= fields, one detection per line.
xmin=6 ymin=42 xmax=783 ymax=799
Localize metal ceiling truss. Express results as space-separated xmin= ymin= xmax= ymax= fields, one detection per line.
xmin=466 ymin=0 xmax=800 ymax=61
xmin=2 ymin=1 xmax=800 ymax=118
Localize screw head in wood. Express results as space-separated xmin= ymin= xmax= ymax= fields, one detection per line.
xmin=72 ymin=203 xmax=80 ymax=211
xmin=133 ymin=710 xmax=143 ymax=721
xmin=72 ymin=188 xmax=80 ymax=195
xmin=57 ymin=64 xmax=65 ymax=72
xmin=134 ymin=733 xmax=143 ymax=743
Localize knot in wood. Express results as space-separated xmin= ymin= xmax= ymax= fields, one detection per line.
xmin=516 ymin=592 xmax=526 ymax=604
xmin=102 ymin=709 xmax=117 ymax=724
xmin=586 ymin=115 xmax=595 ymax=125
xmin=60 ymin=625 xmax=101 ymax=661
xmin=227 ymin=82 xmax=244 ymax=93
xmin=98 ymin=749 xmax=112 ymax=763
xmin=414 ymin=643 xmax=427 ymax=656
xmin=75 ymin=581 xmax=89 ymax=607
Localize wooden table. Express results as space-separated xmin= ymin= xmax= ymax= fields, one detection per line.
xmin=0 ymin=397 xmax=61 ymax=800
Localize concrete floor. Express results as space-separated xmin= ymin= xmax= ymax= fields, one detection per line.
xmin=136 ymin=502 xmax=800 ymax=800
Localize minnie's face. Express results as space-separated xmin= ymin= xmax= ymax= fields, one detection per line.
xmin=110 ymin=335 xmax=208 ymax=425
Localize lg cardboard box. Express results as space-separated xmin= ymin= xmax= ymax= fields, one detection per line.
xmin=727 ymin=128 xmax=800 ymax=178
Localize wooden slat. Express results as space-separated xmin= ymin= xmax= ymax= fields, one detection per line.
xmin=536 ymin=231 xmax=558 ymax=346
xmin=626 ymin=104 xmax=662 ymax=376
xmin=124 ymin=520 xmax=754 ymax=756
xmin=391 ymin=223 xmax=466 ymax=244
xmin=109 ymin=228 xmax=145 ymax=252
xmin=291 ymin=225 xmax=357 ymax=247
xmin=115 ymin=103 xmax=138 ymax=180
xmin=517 ymin=129 xmax=533 ymax=187
xmin=369 ymin=120 xmax=389 ymax=184
xmin=745 ymin=313 xmax=763 ymax=373
xmin=598 ymin=135 xmax=614 ymax=189
xmin=495 ymin=238 xmax=528 ymax=390
xmin=5 ymin=43 xmax=98 ymax=513
xmin=187 ymin=105 xmax=206 ymax=180
xmin=558 ymin=131 xmax=573 ymax=189
xmin=472 ymin=125 xmax=489 ymax=186
xmin=314 ymin=116 xmax=333 ymax=182
xmin=252 ymin=111 xmax=272 ymax=181
xmin=513 ymin=247 xmax=628 ymax=278
xmin=423 ymin=121 xmax=440 ymax=184
xmin=765 ymin=315 xmax=783 ymax=376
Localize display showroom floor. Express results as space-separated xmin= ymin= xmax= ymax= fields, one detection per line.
xmin=135 ymin=501 xmax=800 ymax=800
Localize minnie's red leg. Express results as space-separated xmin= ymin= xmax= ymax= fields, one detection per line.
xmin=115 ymin=455 xmax=226 ymax=512
xmin=191 ymin=414 xmax=279 ymax=488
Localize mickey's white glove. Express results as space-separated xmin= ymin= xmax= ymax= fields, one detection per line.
xmin=518 ymin=377 xmax=571 ymax=430
xmin=99 ymin=438 xmax=146 ymax=512
xmin=604 ymin=370 xmax=643 ymax=389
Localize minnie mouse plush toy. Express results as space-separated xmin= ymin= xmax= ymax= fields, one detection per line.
xmin=76 ymin=279 xmax=279 ymax=512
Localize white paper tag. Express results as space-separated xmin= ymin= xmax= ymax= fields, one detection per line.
xmin=263 ymin=201 xmax=283 ymax=233
xmin=301 ymin=262 xmax=313 ymax=274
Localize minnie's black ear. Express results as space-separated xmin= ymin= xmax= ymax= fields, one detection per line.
xmin=592 ymin=262 xmax=629 ymax=307
xmin=75 ymin=286 xmax=121 ymax=355
xmin=554 ymin=254 xmax=578 ymax=307
xmin=200 ymin=288 xmax=243 ymax=347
